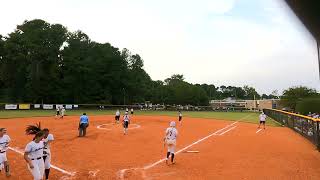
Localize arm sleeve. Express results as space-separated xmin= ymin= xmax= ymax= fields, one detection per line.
xmin=48 ymin=134 xmax=54 ymax=141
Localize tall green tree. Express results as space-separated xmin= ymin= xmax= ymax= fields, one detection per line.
xmin=281 ymin=86 xmax=319 ymax=110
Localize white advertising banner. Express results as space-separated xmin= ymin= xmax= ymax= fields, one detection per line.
xmin=66 ymin=105 xmax=73 ymax=109
xmin=56 ymin=104 xmax=63 ymax=109
xmin=73 ymin=105 xmax=79 ymax=108
xmin=5 ymin=104 xmax=17 ymax=110
xmin=34 ymin=104 xmax=41 ymax=109
xmin=43 ymin=104 xmax=53 ymax=109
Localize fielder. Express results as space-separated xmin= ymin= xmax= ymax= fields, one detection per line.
xmin=79 ymin=113 xmax=89 ymax=137
xmin=55 ymin=107 xmax=60 ymax=118
xmin=123 ymin=112 xmax=130 ymax=135
xmin=24 ymin=123 xmax=45 ymax=180
xmin=178 ymin=111 xmax=182 ymax=125
xmin=60 ymin=107 xmax=66 ymax=119
xmin=0 ymin=128 xmax=11 ymax=177
xmin=130 ymin=108 xmax=134 ymax=115
xmin=115 ymin=110 xmax=120 ymax=124
xmin=42 ymin=129 xmax=54 ymax=180
xmin=258 ymin=112 xmax=267 ymax=129
xmin=164 ymin=121 xmax=178 ymax=164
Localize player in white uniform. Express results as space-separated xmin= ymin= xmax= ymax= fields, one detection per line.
xmin=60 ymin=107 xmax=66 ymax=119
xmin=258 ymin=112 xmax=267 ymax=129
xmin=164 ymin=121 xmax=178 ymax=164
xmin=123 ymin=112 xmax=130 ymax=135
xmin=115 ymin=110 xmax=120 ymax=124
xmin=0 ymin=128 xmax=11 ymax=177
xmin=24 ymin=123 xmax=45 ymax=180
xmin=42 ymin=129 xmax=54 ymax=180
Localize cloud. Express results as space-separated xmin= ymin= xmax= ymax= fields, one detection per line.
xmin=0 ymin=0 xmax=318 ymax=94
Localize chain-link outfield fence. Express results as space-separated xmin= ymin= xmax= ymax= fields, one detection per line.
xmin=263 ymin=108 xmax=320 ymax=150
xmin=0 ymin=103 xmax=248 ymax=112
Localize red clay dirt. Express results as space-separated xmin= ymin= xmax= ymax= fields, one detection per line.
xmin=1 ymin=115 xmax=320 ymax=180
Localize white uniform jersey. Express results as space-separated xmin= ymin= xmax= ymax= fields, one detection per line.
xmin=61 ymin=108 xmax=65 ymax=116
xmin=25 ymin=141 xmax=44 ymax=159
xmin=116 ymin=111 xmax=120 ymax=116
xmin=259 ymin=114 xmax=267 ymax=121
xmin=123 ymin=115 xmax=130 ymax=122
xmin=43 ymin=134 xmax=54 ymax=155
xmin=0 ymin=135 xmax=10 ymax=152
xmin=179 ymin=113 xmax=182 ymax=117
xmin=131 ymin=108 xmax=133 ymax=112
xmin=166 ymin=127 xmax=178 ymax=141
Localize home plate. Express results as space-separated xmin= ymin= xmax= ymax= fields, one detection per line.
xmin=184 ymin=150 xmax=200 ymax=153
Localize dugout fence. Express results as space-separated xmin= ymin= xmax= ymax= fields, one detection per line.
xmin=263 ymin=108 xmax=320 ymax=150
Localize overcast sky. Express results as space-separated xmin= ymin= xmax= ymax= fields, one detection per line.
xmin=0 ymin=0 xmax=319 ymax=94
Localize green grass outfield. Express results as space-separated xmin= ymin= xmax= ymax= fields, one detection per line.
xmin=0 ymin=110 xmax=281 ymax=127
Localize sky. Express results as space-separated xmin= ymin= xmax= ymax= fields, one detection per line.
xmin=0 ymin=0 xmax=319 ymax=95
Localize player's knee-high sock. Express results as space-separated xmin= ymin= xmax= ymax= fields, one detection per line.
xmin=45 ymin=168 xmax=50 ymax=179
xmin=166 ymin=152 xmax=170 ymax=159
xmin=5 ymin=163 xmax=10 ymax=176
xmin=171 ymin=153 xmax=175 ymax=162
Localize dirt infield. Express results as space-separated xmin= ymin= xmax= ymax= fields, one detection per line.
xmin=2 ymin=115 xmax=320 ymax=179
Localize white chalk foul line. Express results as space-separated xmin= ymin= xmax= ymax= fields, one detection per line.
xmin=256 ymin=129 xmax=262 ymax=134
xmin=97 ymin=123 xmax=141 ymax=130
xmin=117 ymin=113 xmax=253 ymax=179
xmin=118 ymin=122 xmax=238 ymax=179
xmin=8 ymin=147 xmax=76 ymax=176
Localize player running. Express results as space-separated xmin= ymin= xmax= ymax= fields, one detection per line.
xmin=24 ymin=123 xmax=45 ymax=180
xmin=55 ymin=107 xmax=60 ymax=119
xmin=60 ymin=107 xmax=66 ymax=119
xmin=79 ymin=113 xmax=89 ymax=137
xmin=123 ymin=112 xmax=130 ymax=135
xmin=258 ymin=112 xmax=267 ymax=129
xmin=164 ymin=121 xmax=178 ymax=164
xmin=42 ymin=129 xmax=54 ymax=180
xmin=0 ymin=128 xmax=11 ymax=177
xmin=178 ymin=111 xmax=182 ymax=125
xmin=115 ymin=110 xmax=120 ymax=124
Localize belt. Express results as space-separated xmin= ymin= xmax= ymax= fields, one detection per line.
xmin=31 ymin=157 xmax=42 ymax=160
xmin=0 ymin=151 xmax=6 ymax=153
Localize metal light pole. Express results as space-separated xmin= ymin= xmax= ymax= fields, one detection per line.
xmin=122 ymin=88 xmax=125 ymax=105
xmin=317 ymin=41 xmax=320 ymax=79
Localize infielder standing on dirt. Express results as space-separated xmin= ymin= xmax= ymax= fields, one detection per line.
xmin=258 ymin=112 xmax=267 ymax=129
xmin=0 ymin=128 xmax=11 ymax=177
xmin=42 ymin=129 xmax=54 ymax=180
xmin=115 ymin=110 xmax=120 ymax=124
xmin=178 ymin=111 xmax=182 ymax=125
xmin=24 ymin=123 xmax=45 ymax=180
xmin=79 ymin=113 xmax=89 ymax=137
xmin=60 ymin=107 xmax=66 ymax=119
xmin=164 ymin=121 xmax=178 ymax=164
xmin=123 ymin=112 xmax=130 ymax=135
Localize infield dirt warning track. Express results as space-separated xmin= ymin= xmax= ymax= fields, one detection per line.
xmin=2 ymin=115 xmax=320 ymax=180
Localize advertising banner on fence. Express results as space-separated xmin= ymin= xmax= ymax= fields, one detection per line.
xmin=34 ymin=104 xmax=41 ymax=109
xmin=19 ymin=104 xmax=30 ymax=110
xmin=5 ymin=104 xmax=17 ymax=110
xmin=56 ymin=104 xmax=63 ymax=109
xmin=74 ymin=105 xmax=79 ymax=108
xmin=66 ymin=105 xmax=73 ymax=109
xmin=43 ymin=104 xmax=53 ymax=109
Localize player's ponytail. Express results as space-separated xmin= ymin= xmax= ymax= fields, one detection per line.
xmin=25 ymin=122 xmax=43 ymax=140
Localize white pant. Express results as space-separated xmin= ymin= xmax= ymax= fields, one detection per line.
xmin=166 ymin=139 xmax=176 ymax=153
xmin=0 ymin=153 xmax=8 ymax=170
xmin=44 ymin=154 xmax=51 ymax=169
xmin=28 ymin=159 xmax=45 ymax=180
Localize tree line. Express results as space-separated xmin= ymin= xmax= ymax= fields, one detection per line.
xmin=0 ymin=19 xmax=277 ymax=106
